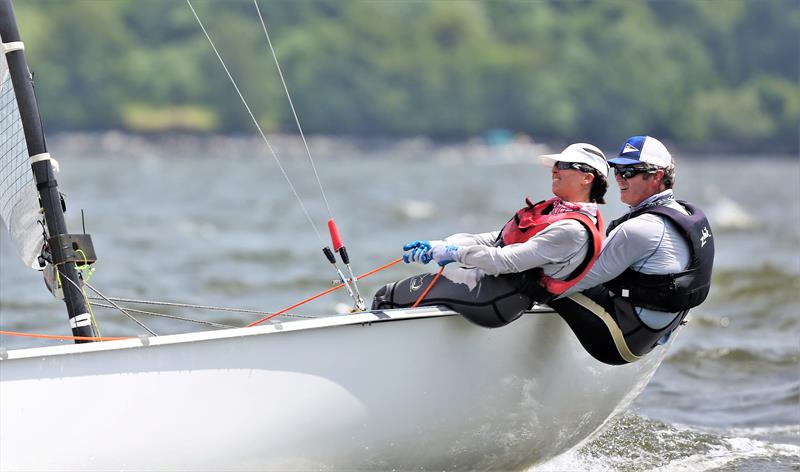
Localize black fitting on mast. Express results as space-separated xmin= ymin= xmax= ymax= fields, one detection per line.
xmin=0 ymin=0 xmax=97 ymax=342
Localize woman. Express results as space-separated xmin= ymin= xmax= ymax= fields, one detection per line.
xmin=371 ymin=143 xmax=610 ymax=327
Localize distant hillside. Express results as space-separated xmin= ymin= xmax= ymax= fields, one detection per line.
xmin=15 ymin=0 xmax=800 ymax=152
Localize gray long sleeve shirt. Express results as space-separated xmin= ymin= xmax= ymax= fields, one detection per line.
xmin=433 ymin=217 xmax=594 ymax=281
xmin=564 ymin=190 xmax=691 ymax=329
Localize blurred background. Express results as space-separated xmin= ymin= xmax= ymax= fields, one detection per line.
xmin=13 ymin=0 xmax=799 ymax=152
xmin=2 ymin=1 xmax=799 ymax=471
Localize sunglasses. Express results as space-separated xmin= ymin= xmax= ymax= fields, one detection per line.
xmin=554 ymin=161 xmax=595 ymax=173
xmin=613 ymin=165 xmax=656 ymax=179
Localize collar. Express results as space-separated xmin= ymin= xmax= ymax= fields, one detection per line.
xmin=631 ymin=189 xmax=675 ymax=212
xmin=551 ymin=198 xmax=598 ymax=217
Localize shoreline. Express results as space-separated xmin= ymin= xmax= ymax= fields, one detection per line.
xmin=46 ymin=130 xmax=798 ymax=160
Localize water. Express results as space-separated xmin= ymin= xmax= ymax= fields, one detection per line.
xmin=1 ymin=133 xmax=798 ymax=470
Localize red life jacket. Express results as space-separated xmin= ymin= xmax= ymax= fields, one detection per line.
xmin=499 ymin=197 xmax=605 ymax=295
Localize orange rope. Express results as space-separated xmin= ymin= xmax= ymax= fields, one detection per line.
xmin=412 ymin=266 xmax=445 ymax=308
xmin=245 ymin=284 xmax=343 ymax=327
xmin=354 ymin=257 xmax=404 ymax=280
xmin=246 ymin=257 xmax=404 ymax=327
xmin=0 ymin=330 xmax=130 ymax=342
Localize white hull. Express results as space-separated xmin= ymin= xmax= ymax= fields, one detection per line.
xmin=1 ymin=307 xmax=668 ymax=471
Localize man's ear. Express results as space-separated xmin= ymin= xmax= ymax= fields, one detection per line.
xmin=654 ymin=168 xmax=665 ymax=185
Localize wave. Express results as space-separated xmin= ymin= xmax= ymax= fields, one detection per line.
xmin=395 ymin=199 xmax=438 ymax=220
xmin=703 ymin=189 xmax=760 ymax=232
xmin=643 ymin=437 xmax=800 ymax=472
xmin=668 ymin=346 xmax=800 ymax=368
xmin=711 ymin=265 xmax=800 ymax=301
xmin=706 ymin=264 xmax=800 ymax=332
xmin=533 ymin=413 xmax=800 ymax=472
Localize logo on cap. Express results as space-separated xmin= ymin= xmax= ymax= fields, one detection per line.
xmin=622 ymin=143 xmax=640 ymax=155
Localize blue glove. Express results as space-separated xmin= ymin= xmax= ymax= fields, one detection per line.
xmin=402 ymin=240 xmax=432 ymax=264
xmin=430 ymin=244 xmax=460 ymax=266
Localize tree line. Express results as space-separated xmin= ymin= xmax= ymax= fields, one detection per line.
xmin=15 ymin=0 xmax=799 ymax=152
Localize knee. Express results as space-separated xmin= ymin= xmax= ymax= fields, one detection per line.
xmin=371 ymin=282 xmax=396 ymax=310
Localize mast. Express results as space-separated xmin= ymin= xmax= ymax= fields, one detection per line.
xmin=0 ymin=0 xmax=97 ymax=342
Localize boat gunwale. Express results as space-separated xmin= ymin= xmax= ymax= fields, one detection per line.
xmin=0 ymin=305 xmax=557 ymax=361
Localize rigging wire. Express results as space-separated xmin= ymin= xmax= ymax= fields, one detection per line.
xmin=90 ymin=303 xmax=237 ymax=329
xmin=188 ymin=0 xmax=367 ymax=311
xmin=59 ymin=275 xmax=157 ymax=336
xmin=252 ymin=0 xmax=367 ymax=310
xmin=87 ymin=296 xmax=317 ymax=319
xmin=185 ymin=0 xmax=324 ymax=245
xmin=0 ymin=257 xmax=405 ymax=341
xmin=252 ymin=0 xmax=333 ymax=220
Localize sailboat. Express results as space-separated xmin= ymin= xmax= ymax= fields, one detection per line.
xmin=0 ymin=1 xmax=674 ymax=470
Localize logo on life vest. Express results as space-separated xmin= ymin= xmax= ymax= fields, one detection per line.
xmin=700 ymin=226 xmax=711 ymax=247
xmin=409 ymin=276 xmax=424 ymax=292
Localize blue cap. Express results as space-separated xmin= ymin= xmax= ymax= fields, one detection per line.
xmin=608 ymin=135 xmax=672 ymax=167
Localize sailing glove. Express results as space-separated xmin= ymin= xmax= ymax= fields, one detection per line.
xmin=430 ymin=244 xmax=461 ymax=267
xmin=403 ymin=240 xmax=433 ymax=264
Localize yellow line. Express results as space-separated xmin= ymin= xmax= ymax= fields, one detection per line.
xmin=568 ymin=293 xmax=641 ymax=363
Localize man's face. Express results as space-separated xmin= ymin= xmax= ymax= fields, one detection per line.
xmin=613 ymin=165 xmax=664 ymax=206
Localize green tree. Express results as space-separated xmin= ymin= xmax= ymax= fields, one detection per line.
xmin=11 ymin=0 xmax=799 ymax=151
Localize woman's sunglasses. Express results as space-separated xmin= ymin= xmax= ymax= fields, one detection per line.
xmin=613 ymin=165 xmax=656 ymax=179
xmin=554 ymin=161 xmax=595 ymax=173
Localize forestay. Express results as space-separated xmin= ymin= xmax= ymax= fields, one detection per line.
xmin=0 ymin=36 xmax=43 ymax=269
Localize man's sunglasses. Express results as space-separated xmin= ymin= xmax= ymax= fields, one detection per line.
xmin=555 ymin=161 xmax=595 ymax=173
xmin=613 ymin=165 xmax=656 ymax=179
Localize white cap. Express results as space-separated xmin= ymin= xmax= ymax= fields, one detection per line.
xmin=539 ymin=143 xmax=609 ymax=177
xmin=608 ymin=135 xmax=672 ymax=168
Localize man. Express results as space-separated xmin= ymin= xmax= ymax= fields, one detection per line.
xmin=372 ymin=143 xmax=609 ymax=328
xmin=550 ymin=136 xmax=715 ymax=365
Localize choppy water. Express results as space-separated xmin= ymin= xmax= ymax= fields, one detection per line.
xmin=1 ymin=134 xmax=798 ymax=470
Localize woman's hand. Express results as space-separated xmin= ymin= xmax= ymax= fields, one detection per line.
xmin=402 ymin=240 xmax=432 ymax=264
xmin=430 ymin=244 xmax=461 ymax=266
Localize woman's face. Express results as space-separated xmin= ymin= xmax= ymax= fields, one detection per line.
xmin=551 ymin=163 xmax=593 ymax=201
